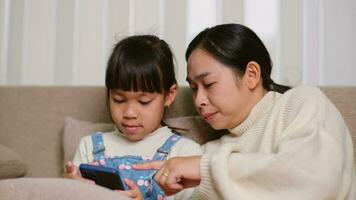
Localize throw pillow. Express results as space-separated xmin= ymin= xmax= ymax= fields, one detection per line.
xmin=62 ymin=117 xmax=115 ymax=164
xmin=0 ymin=145 xmax=27 ymax=179
xmin=164 ymin=116 xmax=227 ymax=145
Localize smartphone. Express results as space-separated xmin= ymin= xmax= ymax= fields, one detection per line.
xmin=79 ymin=164 xmax=125 ymax=190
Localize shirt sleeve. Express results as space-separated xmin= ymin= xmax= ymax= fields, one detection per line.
xmin=72 ymin=137 xmax=91 ymax=166
xmin=169 ymin=137 xmax=203 ymax=158
xmin=198 ymin=87 xmax=355 ymax=200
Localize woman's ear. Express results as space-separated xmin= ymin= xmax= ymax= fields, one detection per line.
xmin=164 ymin=84 xmax=177 ymax=106
xmin=243 ymin=61 xmax=262 ymax=90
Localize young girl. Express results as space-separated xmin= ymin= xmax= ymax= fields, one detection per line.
xmin=64 ymin=35 xmax=201 ymax=200
xmin=135 ymin=24 xmax=356 ymax=199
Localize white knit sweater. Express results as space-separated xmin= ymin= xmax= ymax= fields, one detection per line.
xmin=196 ymin=86 xmax=356 ymax=200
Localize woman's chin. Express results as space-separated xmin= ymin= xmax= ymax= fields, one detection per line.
xmin=207 ymin=121 xmax=226 ymax=130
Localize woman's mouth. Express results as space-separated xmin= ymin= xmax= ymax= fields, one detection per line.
xmin=202 ymin=112 xmax=218 ymax=122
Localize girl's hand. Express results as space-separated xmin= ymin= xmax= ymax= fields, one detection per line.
xmin=63 ymin=161 xmax=95 ymax=184
xmin=116 ymin=179 xmax=144 ymax=200
xmin=133 ymin=156 xmax=201 ymax=196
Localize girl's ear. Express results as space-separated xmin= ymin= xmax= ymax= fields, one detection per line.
xmin=243 ymin=61 xmax=262 ymax=90
xmin=164 ymin=84 xmax=177 ymax=107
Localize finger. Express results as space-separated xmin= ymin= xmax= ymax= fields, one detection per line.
xmin=124 ymin=179 xmax=138 ymax=190
xmin=161 ymin=175 xmax=184 ymax=193
xmin=65 ymin=161 xmax=74 ymax=173
xmin=155 ymin=170 xmax=184 ymax=196
xmin=123 ymin=179 xmax=144 ymax=199
xmin=154 ymin=166 xmax=168 ymax=181
xmin=66 ymin=173 xmax=94 ymax=184
xmin=132 ymin=160 xmax=165 ymax=170
xmin=88 ymin=161 xmax=100 ymax=166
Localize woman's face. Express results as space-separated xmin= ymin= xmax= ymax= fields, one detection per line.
xmin=187 ymin=48 xmax=258 ymax=130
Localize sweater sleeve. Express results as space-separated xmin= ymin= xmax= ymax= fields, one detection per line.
xmin=169 ymin=137 xmax=203 ymax=200
xmin=197 ymin=87 xmax=355 ymax=200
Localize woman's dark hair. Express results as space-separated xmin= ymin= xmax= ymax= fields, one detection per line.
xmin=185 ymin=23 xmax=290 ymax=93
xmin=106 ymin=35 xmax=177 ymax=95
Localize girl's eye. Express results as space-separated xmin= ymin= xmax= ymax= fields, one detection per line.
xmin=139 ymin=100 xmax=151 ymax=105
xmin=113 ymin=98 xmax=124 ymax=104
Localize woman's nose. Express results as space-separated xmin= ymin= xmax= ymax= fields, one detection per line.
xmin=194 ymin=88 xmax=208 ymax=108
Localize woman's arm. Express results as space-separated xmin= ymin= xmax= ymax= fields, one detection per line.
xmin=133 ymin=156 xmax=201 ymax=196
xmin=198 ymin=87 xmax=355 ymax=200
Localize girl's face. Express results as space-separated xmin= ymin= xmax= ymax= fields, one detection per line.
xmin=187 ymin=48 xmax=261 ymax=130
xmin=109 ymin=86 xmax=176 ymax=141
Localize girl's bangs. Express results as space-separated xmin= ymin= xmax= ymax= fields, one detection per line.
xmin=107 ymin=62 xmax=163 ymax=93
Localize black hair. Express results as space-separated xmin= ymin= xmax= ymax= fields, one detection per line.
xmin=185 ymin=23 xmax=290 ymax=93
xmin=106 ymin=35 xmax=177 ymax=95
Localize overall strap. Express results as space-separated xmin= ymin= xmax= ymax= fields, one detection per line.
xmin=152 ymin=134 xmax=182 ymax=161
xmin=91 ymin=132 xmax=106 ymax=162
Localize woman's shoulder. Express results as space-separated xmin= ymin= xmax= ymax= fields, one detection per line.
xmin=280 ymin=86 xmax=327 ymax=105
xmin=274 ymin=85 xmax=333 ymax=120
xmin=285 ymin=86 xmax=324 ymax=97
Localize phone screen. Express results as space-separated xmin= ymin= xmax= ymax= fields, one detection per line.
xmin=79 ymin=164 xmax=125 ymax=190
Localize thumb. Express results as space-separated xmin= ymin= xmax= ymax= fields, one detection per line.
xmin=65 ymin=161 xmax=75 ymax=173
xmin=132 ymin=160 xmax=165 ymax=170
xmin=124 ymin=179 xmax=138 ymax=190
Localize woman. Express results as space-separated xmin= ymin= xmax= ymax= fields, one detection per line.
xmin=135 ymin=24 xmax=356 ymax=199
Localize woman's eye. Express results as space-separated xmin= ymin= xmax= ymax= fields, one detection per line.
xmin=204 ymin=82 xmax=215 ymax=88
xmin=189 ymin=84 xmax=198 ymax=92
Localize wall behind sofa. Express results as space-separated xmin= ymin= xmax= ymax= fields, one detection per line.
xmin=0 ymin=0 xmax=355 ymax=87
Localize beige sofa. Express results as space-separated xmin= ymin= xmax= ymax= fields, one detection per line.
xmin=0 ymin=86 xmax=355 ymax=199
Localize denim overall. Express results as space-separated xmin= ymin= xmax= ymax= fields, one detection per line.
xmin=91 ymin=132 xmax=181 ymax=200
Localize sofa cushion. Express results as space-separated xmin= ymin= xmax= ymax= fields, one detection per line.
xmin=0 ymin=178 xmax=130 ymax=200
xmin=0 ymin=145 xmax=27 ymax=179
xmin=62 ymin=117 xmax=114 ymax=164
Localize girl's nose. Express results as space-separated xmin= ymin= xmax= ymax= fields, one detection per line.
xmin=123 ymin=104 xmax=137 ymax=119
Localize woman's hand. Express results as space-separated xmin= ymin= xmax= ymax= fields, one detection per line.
xmin=133 ymin=156 xmax=201 ymax=196
xmin=116 ymin=179 xmax=144 ymax=200
xmin=63 ymin=161 xmax=95 ymax=184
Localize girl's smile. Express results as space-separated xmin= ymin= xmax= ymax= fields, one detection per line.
xmin=121 ymin=123 xmax=143 ymax=133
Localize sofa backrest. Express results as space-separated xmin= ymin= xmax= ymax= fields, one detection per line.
xmin=0 ymin=86 xmax=355 ymax=177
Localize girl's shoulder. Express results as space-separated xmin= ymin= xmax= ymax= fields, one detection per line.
xmin=79 ymin=130 xmax=118 ymax=144
xmin=167 ymin=128 xmax=202 ymax=156
xmin=167 ymin=127 xmax=201 ymax=146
